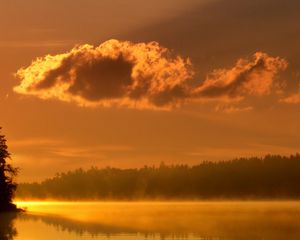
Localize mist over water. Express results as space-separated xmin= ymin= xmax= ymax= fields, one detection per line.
xmin=3 ymin=201 xmax=300 ymax=239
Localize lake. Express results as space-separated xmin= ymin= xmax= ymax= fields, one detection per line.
xmin=2 ymin=201 xmax=300 ymax=239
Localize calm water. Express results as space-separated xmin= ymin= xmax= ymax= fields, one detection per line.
xmin=1 ymin=201 xmax=300 ymax=240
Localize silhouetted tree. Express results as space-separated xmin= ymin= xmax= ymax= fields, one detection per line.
xmin=0 ymin=128 xmax=18 ymax=212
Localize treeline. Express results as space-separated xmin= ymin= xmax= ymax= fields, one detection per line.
xmin=17 ymin=154 xmax=300 ymax=200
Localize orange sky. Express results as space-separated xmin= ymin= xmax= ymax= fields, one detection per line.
xmin=1 ymin=0 xmax=300 ymax=182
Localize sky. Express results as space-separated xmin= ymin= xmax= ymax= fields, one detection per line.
xmin=1 ymin=0 xmax=300 ymax=182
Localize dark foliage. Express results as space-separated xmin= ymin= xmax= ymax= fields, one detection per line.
xmin=17 ymin=154 xmax=300 ymax=200
xmin=0 ymin=128 xmax=18 ymax=211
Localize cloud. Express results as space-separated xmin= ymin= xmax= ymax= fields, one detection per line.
xmin=194 ymin=52 xmax=288 ymax=101
xmin=10 ymin=138 xmax=63 ymax=147
xmin=14 ymin=40 xmax=287 ymax=111
xmin=281 ymin=94 xmax=300 ymax=104
xmin=0 ymin=40 xmax=73 ymax=48
xmin=14 ymin=39 xmax=194 ymax=109
xmin=214 ymin=105 xmax=253 ymax=114
xmin=280 ymin=84 xmax=300 ymax=104
xmin=185 ymin=144 xmax=300 ymax=161
xmin=51 ymin=145 xmax=134 ymax=159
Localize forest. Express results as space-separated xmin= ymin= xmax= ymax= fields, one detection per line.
xmin=17 ymin=154 xmax=300 ymax=200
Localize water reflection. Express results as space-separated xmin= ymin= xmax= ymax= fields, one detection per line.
xmin=14 ymin=202 xmax=300 ymax=240
xmin=19 ymin=213 xmax=135 ymax=236
xmin=1 ymin=202 xmax=300 ymax=239
xmin=0 ymin=213 xmax=17 ymax=240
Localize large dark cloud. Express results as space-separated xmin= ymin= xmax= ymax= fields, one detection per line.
xmin=14 ymin=40 xmax=287 ymax=110
xmin=14 ymin=40 xmax=194 ymax=109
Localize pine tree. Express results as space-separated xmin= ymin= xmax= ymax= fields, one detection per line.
xmin=0 ymin=127 xmax=18 ymax=212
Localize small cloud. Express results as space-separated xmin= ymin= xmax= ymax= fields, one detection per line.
xmin=194 ymin=52 xmax=288 ymax=101
xmin=51 ymin=145 xmax=134 ymax=158
xmin=10 ymin=138 xmax=64 ymax=148
xmin=280 ymin=84 xmax=300 ymax=104
xmin=0 ymin=40 xmax=74 ymax=48
xmin=185 ymin=144 xmax=300 ymax=162
xmin=214 ymin=104 xmax=253 ymax=114
xmin=281 ymin=93 xmax=300 ymax=104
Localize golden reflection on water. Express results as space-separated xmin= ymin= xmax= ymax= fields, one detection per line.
xmin=13 ymin=201 xmax=300 ymax=239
